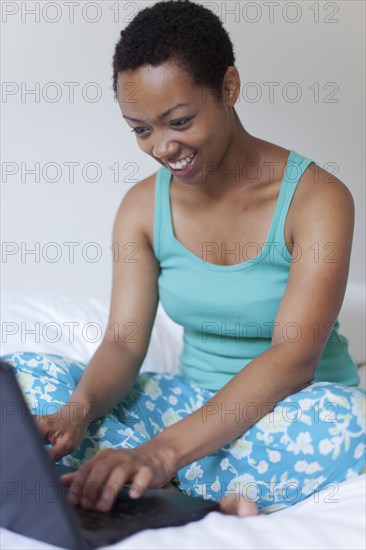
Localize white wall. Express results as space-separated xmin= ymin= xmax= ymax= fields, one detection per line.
xmin=2 ymin=0 xmax=365 ymax=308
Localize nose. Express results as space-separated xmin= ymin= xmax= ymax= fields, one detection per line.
xmin=152 ymin=133 xmax=179 ymax=162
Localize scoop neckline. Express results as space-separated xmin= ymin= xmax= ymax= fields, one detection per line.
xmin=163 ymin=149 xmax=295 ymax=272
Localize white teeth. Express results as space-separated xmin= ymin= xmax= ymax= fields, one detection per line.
xmin=168 ymin=152 xmax=195 ymax=170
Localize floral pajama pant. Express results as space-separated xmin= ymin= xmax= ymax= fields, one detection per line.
xmin=2 ymin=351 xmax=365 ymax=514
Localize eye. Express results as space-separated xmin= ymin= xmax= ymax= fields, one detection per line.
xmin=170 ymin=117 xmax=191 ymax=127
xmin=130 ymin=118 xmax=192 ymax=136
xmin=130 ymin=128 xmax=146 ymax=135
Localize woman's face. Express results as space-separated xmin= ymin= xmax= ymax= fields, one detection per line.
xmin=117 ymin=61 xmax=236 ymax=185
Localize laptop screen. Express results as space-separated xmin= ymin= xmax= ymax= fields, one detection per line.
xmin=0 ymin=361 xmax=90 ymax=550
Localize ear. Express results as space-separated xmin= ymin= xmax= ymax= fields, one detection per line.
xmin=221 ymin=66 xmax=241 ymax=107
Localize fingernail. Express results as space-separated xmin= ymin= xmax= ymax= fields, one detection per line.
xmin=82 ymin=499 xmax=92 ymax=509
xmin=96 ymin=499 xmax=109 ymax=511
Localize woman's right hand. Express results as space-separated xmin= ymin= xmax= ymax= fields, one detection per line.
xmin=34 ymin=402 xmax=90 ymax=462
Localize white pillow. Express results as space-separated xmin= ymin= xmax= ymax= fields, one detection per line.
xmin=0 ymin=289 xmax=182 ymax=374
xmin=1 ymin=281 xmax=364 ymax=373
xmin=337 ymin=281 xmax=365 ymax=366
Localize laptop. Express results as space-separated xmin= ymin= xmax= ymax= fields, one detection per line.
xmin=0 ymin=361 xmax=220 ymax=549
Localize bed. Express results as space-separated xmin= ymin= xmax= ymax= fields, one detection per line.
xmin=1 ymin=284 xmax=365 ymax=550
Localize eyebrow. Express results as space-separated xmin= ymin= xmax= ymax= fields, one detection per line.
xmin=122 ymin=103 xmax=191 ymax=123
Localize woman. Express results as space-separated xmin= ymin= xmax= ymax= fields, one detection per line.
xmin=2 ymin=0 xmax=365 ymax=518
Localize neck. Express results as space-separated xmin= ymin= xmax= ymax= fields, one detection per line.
xmin=196 ymin=118 xmax=262 ymax=201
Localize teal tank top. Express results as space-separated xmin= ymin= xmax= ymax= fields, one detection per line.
xmin=153 ymin=149 xmax=361 ymax=392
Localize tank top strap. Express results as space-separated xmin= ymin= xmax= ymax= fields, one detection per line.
xmin=153 ymin=151 xmax=315 ymax=262
xmin=272 ymin=150 xmax=315 ymax=248
xmin=153 ymin=165 xmax=173 ymax=261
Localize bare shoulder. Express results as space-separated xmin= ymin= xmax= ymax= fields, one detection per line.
xmin=289 ymin=163 xmax=355 ymax=240
xmin=114 ymin=172 xmax=157 ymax=247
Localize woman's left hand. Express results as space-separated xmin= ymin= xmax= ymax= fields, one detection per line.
xmin=60 ymin=445 xmax=175 ymax=511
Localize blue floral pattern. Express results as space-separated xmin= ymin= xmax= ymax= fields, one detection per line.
xmin=2 ymin=351 xmax=365 ymax=513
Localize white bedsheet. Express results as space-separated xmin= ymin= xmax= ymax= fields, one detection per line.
xmin=1 ymin=474 xmax=365 ymax=550
xmin=1 ymin=288 xmax=365 ymax=548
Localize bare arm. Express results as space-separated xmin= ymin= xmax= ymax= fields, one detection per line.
xmin=67 ymin=179 xmax=160 ymax=424
xmin=145 ymin=173 xmax=355 ymax=470
xmin=60 ymin=170 xmax=356 ymax=509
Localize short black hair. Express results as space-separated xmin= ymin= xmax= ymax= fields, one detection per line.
xmin=112 ymin=0 xmax=236 ymax=104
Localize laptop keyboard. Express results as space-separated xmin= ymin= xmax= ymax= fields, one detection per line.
xmin=76 ymin=497 xmax=160 ymax=530
xmin=71 ymin=487 xmax=220 ymax=547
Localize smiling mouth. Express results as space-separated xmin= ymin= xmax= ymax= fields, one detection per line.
xmin=167 ymin=152 xmax=196 ymax=170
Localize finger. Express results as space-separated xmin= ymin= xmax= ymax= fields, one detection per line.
xmin=95 ymin=464 xmax=132 ymax=512
xmin=79 ymin=460 xmax=114 ymax=509
xmin=68 ymin=450 xmax=115 ymax=507
xmin=59 ymin=472 xmax=76 ymax=485
xmin=33 ymin=417 xmax=54 ymax=443
xmin=48 ymin=439 xmax=69 ymax=462
xmin=68 ymin=462 xmax=93 ymax=506
xmin=128 ymin=466 xmax=153 ymax=499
